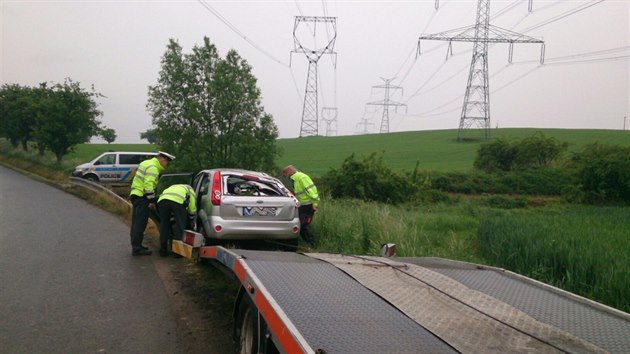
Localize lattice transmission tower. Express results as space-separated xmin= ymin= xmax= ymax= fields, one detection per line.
xmin=366 ymin=78 xmax=407 ymax=134
xmin=290 ymin=16 xmax=337 ymax=137
xmin=418 ymin=0 xmax=545 ymax=141
xmin=355 ymin=117 xmax=375 ymax=135
xmin=321 ymin=107 xmax=338 ymax=136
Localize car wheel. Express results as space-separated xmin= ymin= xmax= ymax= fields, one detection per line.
xmin=84 ymin=174 xmax=98 ymax=182
xmin=234 ymin=293 xmax=258 ymax=354
xmin=282 ymin=238 xmax=299 ymax=251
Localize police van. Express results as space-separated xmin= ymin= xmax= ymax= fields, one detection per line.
xmin=71 ymin=151 xmax=158 ymax=184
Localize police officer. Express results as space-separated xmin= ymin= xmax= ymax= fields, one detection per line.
xmin=281 ymin=165 xmax=320 ymax=246
xmin=157 ymin=184 xmax=197 ymax=257
xmin=129 ymin=151 xmax=175 ymax=256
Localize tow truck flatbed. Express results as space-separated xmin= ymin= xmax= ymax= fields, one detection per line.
xmin=173 ymin=240 xmax=630 ymax=353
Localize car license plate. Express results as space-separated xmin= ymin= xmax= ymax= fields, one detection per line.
xmin=242 ymin=206 xmax=277 ymax=216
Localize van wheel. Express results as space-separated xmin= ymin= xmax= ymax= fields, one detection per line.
xmin=84 ymin=174 xmax=98 ymax=182
xmin=234 ymin=294 xmax=258 ymax=354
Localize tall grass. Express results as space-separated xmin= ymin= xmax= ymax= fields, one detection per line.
xmin=478 ymin=207 xmax=630 ymax=312
xmin=312 ymin=198 xmax=485 ymax=263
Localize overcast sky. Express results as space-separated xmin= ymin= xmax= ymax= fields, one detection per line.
xmin=2 ymin=0 xmax=628 ymax=143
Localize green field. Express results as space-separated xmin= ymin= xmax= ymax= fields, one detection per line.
xmin=277 ymin=128 xmax=630 ymax=177
xmin=64 ymin=128 xmax=630 ymax=177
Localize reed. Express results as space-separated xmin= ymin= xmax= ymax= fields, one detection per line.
xmin=312 ymin=199 xmax=485 ymax=263
xmin=477 ymin=207 xmax=630 ymax=312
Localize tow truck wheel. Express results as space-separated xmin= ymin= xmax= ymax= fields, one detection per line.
xmin=234 ymin=294 xmax=258 ymax=354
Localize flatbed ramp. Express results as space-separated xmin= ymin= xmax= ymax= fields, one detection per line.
xmin=199 ymin=247 xmax=630 ymax=353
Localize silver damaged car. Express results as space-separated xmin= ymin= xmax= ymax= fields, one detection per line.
xmin=191 ymin=169 xmax=300 ymax=246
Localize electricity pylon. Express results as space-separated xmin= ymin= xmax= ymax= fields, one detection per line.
xmin=356 ymin=117 xmax=375 ymax=135
xmin=366 ymin=78 xmax=407 ymax=133
xmin=418 ymin=0 xmax=545 ymax=141
xmin=290 ymin=16 xmax=337 ymax=137
xmin=321 ymin=107 xmax=338 ymax=136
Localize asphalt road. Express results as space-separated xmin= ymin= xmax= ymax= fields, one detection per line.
xmin=0 ymin=165 xmax=189 ymax=354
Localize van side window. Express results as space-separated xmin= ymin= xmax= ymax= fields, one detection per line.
xmin=96 ymin=154 xmax=116 ymax=165
xmin=120 ymin=154 xmax=142 ymax=165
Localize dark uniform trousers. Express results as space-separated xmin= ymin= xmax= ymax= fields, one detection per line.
xmin=298 ymin=204 xmax=316 ymax=245
xmin=157 ymin=199 xmax=188 ymax=253
xmin=130 ymin=195 xmax=151 ymax=251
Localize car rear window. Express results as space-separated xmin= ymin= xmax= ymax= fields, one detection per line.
xmin=224 ymin=175 xmax=285 ymax=197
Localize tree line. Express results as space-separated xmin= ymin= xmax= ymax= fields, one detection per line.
xmin=0 ymin=79 xmax=111 ymax=162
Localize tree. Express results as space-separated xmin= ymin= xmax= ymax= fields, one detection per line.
xmin=0 ymin=84 xmax=38 ymax=150
xmin=147 ymin=37 xmax=279 ymax=171
xmin=140 ymin=128 xmax=157 ymax=144
xmin=101 ymin=128 xmax=117 ymax=144
xmin=34 ymin=79 xmax=102 ymax=162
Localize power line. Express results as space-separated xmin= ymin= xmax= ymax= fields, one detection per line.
xmin=395 ymin=7 xmax=442 ymax=84
xmin=511 ymin=46 xmax=630 ymax=65
xmin=490 ymin=65 xmax=541 ymax=94
xmin=491 ymin=0 xmax=523 ymax=20
xmin=196 ymin=0 xmax=290 ymax=67
xmin=519 ymin=0 xmax=606 ymax=33
xmin=540 ymin=55 xmax=630 ymax=66
xmin=408 ymin=64 xmax=470 ymax=100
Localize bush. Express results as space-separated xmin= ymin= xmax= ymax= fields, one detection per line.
xmin=321 ymin=153 xmax=413 ymax=204
xmin=474 ymin=132 xmax=568 ymax=172
xmin=566 ymin=143 xmax=630 ymax=204
xmin=474 ymin=138 xmax=516 ymax=172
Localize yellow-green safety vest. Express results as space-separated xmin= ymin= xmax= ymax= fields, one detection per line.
xmin=291 ymin=171 xmax=319 ymax=207
xmin=129 ymin=157 xmax=164 ymax=200
xmin=158 ymin=184 xmax=197 ymax=215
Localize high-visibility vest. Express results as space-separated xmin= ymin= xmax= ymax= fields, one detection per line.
xmin=129 ymin=157 xmax=164 ymax=200
xmin=291 ymin=171 xmax=319 ymax=207
xmin=158 ymin=184 xmax=197 ymax=215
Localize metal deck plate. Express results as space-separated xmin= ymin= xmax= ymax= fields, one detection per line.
xmin=401 ymin=257 xmax=630 ymax=354
xmin=233 ymin=250 xmax=457 ymax=354
xmin=309 ymin=253 xmax=608 ymax=354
